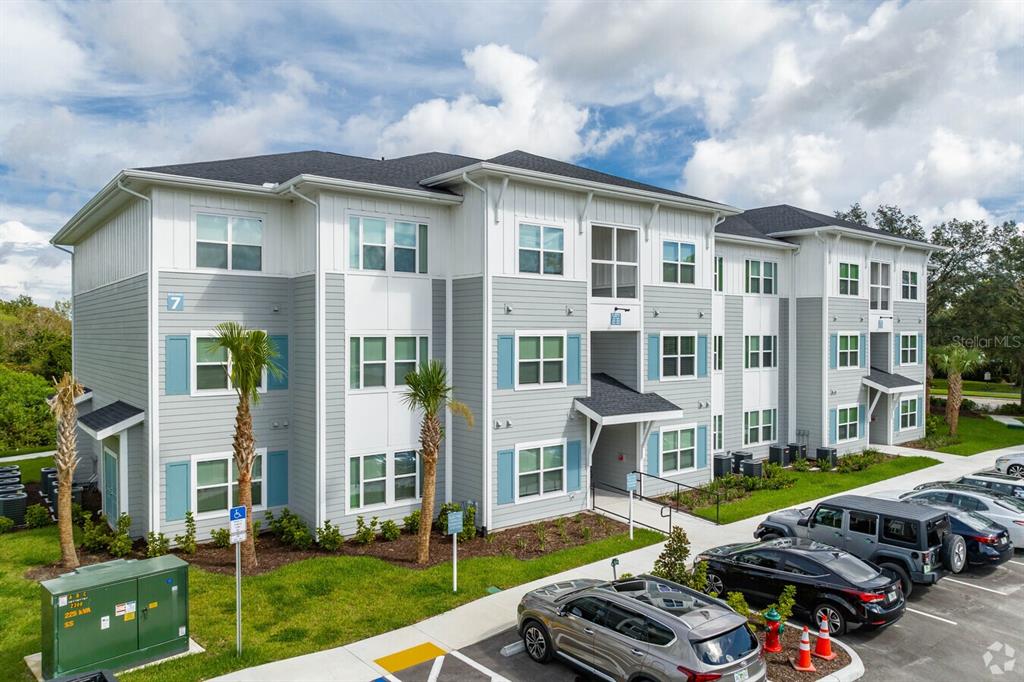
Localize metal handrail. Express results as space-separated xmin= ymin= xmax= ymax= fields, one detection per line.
xmin=589 ymin=479 xmax=670 ymax=535
xmin=632 ymin=470 xmax=721 ymax=525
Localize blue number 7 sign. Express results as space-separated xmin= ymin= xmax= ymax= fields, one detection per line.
xmin=166 ymin=294 xmax=185 ymax=311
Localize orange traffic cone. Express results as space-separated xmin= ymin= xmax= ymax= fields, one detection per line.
xmin=790 ymin=626 xmax=816 ymax=672
xmin=813 ymin=613 xmax=837 ymax=661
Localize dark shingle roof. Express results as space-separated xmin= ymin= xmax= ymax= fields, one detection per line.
xmin=78 ymin=401 xmax=144 ymax=433
xmin=717 ymin=204 xmax=932 ymax=246
xmin=865 ymin=369 xmax=923 ymax=390
xmin=576 ymin=373 xmax=682 ymax=418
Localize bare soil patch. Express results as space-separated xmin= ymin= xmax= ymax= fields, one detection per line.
xmin=762 ymin=625 xmax=852 ymax=681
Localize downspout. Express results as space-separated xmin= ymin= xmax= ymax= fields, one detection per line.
xmin=116 ymin=179 xmax=159 ymax=534
xmin=461 ymin=172 xmax=491 ymax=532
xmin=289 ymin=186 xmax=325 ymax=527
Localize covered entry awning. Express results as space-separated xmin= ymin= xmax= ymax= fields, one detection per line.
xmin=78 ymin=401 xmax=145 ymax=440
xmin=574 ymin=373 xmax=683 ymax=425
xmin=863 ymin=369 xmax=923 ymax=394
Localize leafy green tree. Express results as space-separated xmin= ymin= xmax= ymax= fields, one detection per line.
xmin=834 ymin=203 xmax=869 ymax=226
xmin=873 ymin=205 xmax=926 ymax=241
xmin=0 ymin=295 xmax=72 ymax=380
xmin=0 ymin=366 xmax=56 ymax=451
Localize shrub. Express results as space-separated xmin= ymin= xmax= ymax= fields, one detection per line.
xmin=71 ymin=502 xmax=87 ymax=528
xmin=146 ymin=531 xmax=170 ymax=557
xmin=108 ymin=513 xmax=133 ymax=557
xmin=25 ymin=503 xmax=52 ymax=528
xmin=0 ymin=516 xmax=13 ymax=534
xmin=252 ymin=519 xmax=262 ymax=546
xmin=354 ymin=515 xmax=378 ymax=545
xmin=268 ymin=508 xmax=313 ymax=549
xmin=81 ymin=512 xmax=111 ymax=552
xmin=836 ymin=449 xmax=886 ymax=473
xmin=403 ymin=510 xmax=421 ymax=534
xmin=174 ymin=511 xmax=197 ymax=554
xmin=316 ymin=520 xmax=344 ymax=551
xmin=211 ymin=527 xmax=231 ymax=548
xmin=726 ymin=591 xmax=762 ymax=626
xmin=768 ymin=584 xmax=797 ymax=624
xmin=437 ymin=502 xmax=476 ymax=541
xmin=993 ymin=402 xmax=1024 ymax=416
xmin=651 ymin=527 xmax=707 ymax=589
xmin=380 ymin=519 xmax=401 ymax=541
xmin=790 ymin=457 xmax=811 ymax=472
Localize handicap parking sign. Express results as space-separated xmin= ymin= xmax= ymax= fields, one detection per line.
xmin=448 ymin=511 xmax=463 ymax=536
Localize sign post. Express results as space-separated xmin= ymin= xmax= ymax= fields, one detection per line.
xmin=625 ymin=473 xmax=637 ymax=540
xmin=448 ymin=511 xmax=463 ymax=593
xmin=229 ymin=505 xmax=247 ymax=656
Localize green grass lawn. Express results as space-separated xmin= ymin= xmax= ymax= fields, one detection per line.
xmin=1 ymin=526 xmax=662 ymax=682
xmin=932 ymin=378 xmax=1022 ymax=400
xmin=691 ymin=456 xmax=939 ymax=524
xmin=6 ymin=455 xmax=55 ymax=485
xmin=921 ymin=414 xmax=1024 ymax=456
xmin=0 ymin=446 xmax=54 ymax=460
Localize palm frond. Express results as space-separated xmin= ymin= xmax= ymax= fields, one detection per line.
xmin=401 ymin=360 xmax=473 ymax=428
xmin=214 ymin=322 xmax=283 ymax=404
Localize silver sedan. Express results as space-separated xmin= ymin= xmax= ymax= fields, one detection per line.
xmin=994 ymin=452 xmax=1024 ymax=477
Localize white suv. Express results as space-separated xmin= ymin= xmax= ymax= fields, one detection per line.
xmin=955 ymin=471 xmax=1024 ymax=500
xmin=901 ymin=484 xmax=1024 ymax=546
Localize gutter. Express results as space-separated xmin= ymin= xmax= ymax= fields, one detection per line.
xmin=714 ymin=233 xmax=799 ymax=250
xmin=769 ymin=225 xmax=947 ymax=252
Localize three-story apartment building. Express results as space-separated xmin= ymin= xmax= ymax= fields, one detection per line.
xmin=52 ymin=151 xmax=937 ymax=539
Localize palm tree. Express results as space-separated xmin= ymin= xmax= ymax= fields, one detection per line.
xmin=401 ymin=360 xmax=473 ymax=564
xmin=213 ymin=322 xmax=282 ymax=571
xmin=932 ymin=344 xmax=985 ymax=438
xmin=48 ymin=372 xmax=83 ymax=568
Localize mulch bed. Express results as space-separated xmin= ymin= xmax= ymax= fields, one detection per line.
xmin=25 ymin=512 xmax=634 ymax=578
xmin=762 ymin=625 xmax=852 ymax=681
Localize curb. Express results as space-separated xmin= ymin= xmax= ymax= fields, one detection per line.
xmin=817 ymin=635 xmax=865 ymax=681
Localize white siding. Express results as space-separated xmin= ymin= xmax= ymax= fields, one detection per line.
xmin=74 ymin=197 xmax=149 ymax=293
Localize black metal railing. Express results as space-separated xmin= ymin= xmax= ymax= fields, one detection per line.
xmin=590 ymin=478 xmax=670 ymax=535
xmin=632 ymin=470 xmax=722 ymax=525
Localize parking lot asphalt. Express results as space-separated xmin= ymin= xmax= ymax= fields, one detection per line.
xmin=386 ymin=555 xmax=1024 ymax=682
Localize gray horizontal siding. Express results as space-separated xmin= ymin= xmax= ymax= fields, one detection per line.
xmin=432 ymin=279 xmax=447 ymax=362
xmin=722 ymin=295 xmax=743 ymax=452
xmin=591 ymin=331 xmax=639 ymax=390
xmin=893 ymin=301 xmax=927 ymax=385
xmin=827 ymin=297 xmax=869 ymax=453
xmin=290 ymin=275 xmax=317 ymax=526
xmin=778 ymin=298 xmax=790 ymax=445
xmin=643 ymin=286 xmax=712 ymax=423
xmin=451 ymin=277 xmax=484 ymax=508
xmin=795 ymin=298 xmax=823 ymax=450
xmin=870 ymin=332 xmax=890 ymax=371
xmin=324 ymin=274 xmax=345 ymax=524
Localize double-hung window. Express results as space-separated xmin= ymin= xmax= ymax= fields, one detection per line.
xmin=196 ymin=213 xmax=263 ymax=271
xmin=591 ymin=225 xmax=638 ymax=298
xmin=517 ymin=334 xmax=565 ymax=387
xmin=744 ymin=409 xmax=777 ymax=446
xmin=662 ymin=334 xmax=696 ymax=378
xmin=745 ymin=336 xmax=760 ymax=368
xmin=745 ymin=335 xmax=778 ymax=369
xmin=713 ymin=335 xmax=724 ymax=372
xmin=349 ymin=216 xmax=387 ymax=271
xmin=519 ymin=224 xmax=564 ymax=276
xmin=195 ymin=452 xmax=264 ymax=516
xmin=517 ymin=442 xmax=565 ymax=499
xmin=350 ymin=337 xmax=387 ymax=389
xmin=662 ymin=241 xmax=696 ymax=284
xmin=394 ymin=221 xmax=429 ymax=273
xmin=713 ymin=414 xmax=723 ymax=450
xmin=194 ymin=333 xmax=265 ymax=393
xmin=745 ymin=260 xmax=777 ymax=294
xmin=900 ymin=334 xmax=919 ymax=365
xmin=349 ymin=450 xmax=421 ymax=509
xmin=839 ymin=263 xmax=860 ymax=296
xmin=661 ymin=427 xmax=696 ymax=473
xmin=901 ymin=270 xmax=919 ymax=300
xmin=838 ymin=334 xmax=859 ymax=368
xmin=870 ymin=262 xmax=891 ymax=311
xmin=714 ymin=256 xmax=724 ymax=292
xmin=838 ymin=405 xmax=859 ymax=441
xmin=900 ymin=398 xmax=919 ymax=430
xmin=394 ymin=336 xmax=429 ymax=385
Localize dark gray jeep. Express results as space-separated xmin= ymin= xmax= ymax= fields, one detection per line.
xmin=754 ymin=494 xmax=965 ymax=596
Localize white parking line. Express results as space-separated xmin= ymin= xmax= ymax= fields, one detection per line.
xmin=906 ymin=607 xmax=958 ymax=626
xmin=427 ymin=655 xmax=444 ymax=682
xmin=450 ymin=650 xmax=512 ymax=682
xmin=942 ymin=577 xmax=1008 ymax=596
xmin=1009 ymin=560 xmax=1024 ymax=567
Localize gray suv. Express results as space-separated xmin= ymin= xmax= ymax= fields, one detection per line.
xmin=755 ymin=494 xmax=965 ymax=596
xmin=517 ymin=576 xmax=765 ymax=682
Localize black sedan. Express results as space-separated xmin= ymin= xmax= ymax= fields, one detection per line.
xmin=915 ymin=502 xmax=1014 ymax=568
xmin=696 ymin=537 xmax=905 ymax=635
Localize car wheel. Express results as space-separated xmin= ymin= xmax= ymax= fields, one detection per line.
xmin=943 ymin=534 xmax=968 ymax=574
xmin=879 ymin=562 xmax=912 ymax=598
xmin=705 ymin=571 xmax=726 ymax=597
xmin=814 ymin=603 xmax=847 ymax=636
xmin=522 ymin=620 xmax=552 ymax=663
xmin=1008 ymin=464 xmax=1024 ymax=477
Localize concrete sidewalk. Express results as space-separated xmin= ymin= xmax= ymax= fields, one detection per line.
xmin=211 ymin=444 xmax=1015 ymax=682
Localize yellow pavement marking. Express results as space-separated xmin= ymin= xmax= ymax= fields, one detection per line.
xmin=375 ymin=642 xmax=447 ymax=673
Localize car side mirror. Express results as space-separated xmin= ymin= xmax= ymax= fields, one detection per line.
xmin=798 ymin=517 xmax=810 ymax=528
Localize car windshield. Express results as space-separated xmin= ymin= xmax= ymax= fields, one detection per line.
xmin=691 ymin=625 xmax=757 ymax=666
xmin=821 ymin=552 xmax=879 ymax=583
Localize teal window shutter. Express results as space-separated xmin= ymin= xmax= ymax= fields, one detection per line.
xmin=697 ymin=335 xmax=708 ymax=377
xmin=567 ymin=334 xmax=582 ymax=385
xmin=697 ymin=425 xmax=708 ymax=468
xmin=647 ymin=431 xmax=660 ymax=476
xmin=267 ymin=451 xmax=288 ymax=506
xmin=916 ymin=396 xmax=923 ymax=428
xmin=829 ymin=334 xmax=838 ymax=370
xmin=497 ymin=449 xmax=514 ymax=504
xmin=165 ymin=336 xmax=190 ymax=395
xmin=893 ymin=334 xmax=901 ymax=367
xmin=859 ymin=333 xmax=867 ymax=369
xmin=497 ymin=336 xmax=514 ymax=389
xmin=858 ymin=403 xmax=867 ymax=439
xmin=647 ymin=334 xmax=660 ymax=381
xmin=917 ymin=332 xmax=924 ymax=361
xmin=269 ymin=335 xmax=288 ymax=390
xmin=893 ymin=402 xmax=900 ymax=432
xmin=829 ymin=408 xmax=838 ymax=445
xmin=566 ymin=440 xmax=582 ymax=492
xmin=165 ymin=461 xmax=190 ymax=522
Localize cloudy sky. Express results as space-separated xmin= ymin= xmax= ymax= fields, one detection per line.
xmin=1 ymin=0 xmax=1021 ymax=305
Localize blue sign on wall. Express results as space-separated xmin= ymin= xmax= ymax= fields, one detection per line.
xmin=448 ymin=511 xmax=463 ymax=536
xmin=626 ymin=473 xmax=637 ymax=492
xmin=610 ymin=312 xmax=622 ymax=326
xmin=167 ymin=293 xmax=185 ymax=311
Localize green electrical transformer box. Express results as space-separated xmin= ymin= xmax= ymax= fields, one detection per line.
xmin=40 ymin=555 xmax=189 ymax=680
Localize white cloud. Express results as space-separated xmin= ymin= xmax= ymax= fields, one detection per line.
xmin=0 ymin=219 xmax=70 ymax=305
xmin=0 ymin=2 xmax=90 ymax=97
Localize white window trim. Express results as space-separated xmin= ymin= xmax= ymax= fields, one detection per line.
xmin=744 ymin=259 xmax=778 ymax=296
xmin=514 ymin=330 xmax=568 ymax=391
xmin=900 ymin=333 xmax=919 ymax=366
xmin=516 ymin=219 xmax=567 ymax=279
xmin=713 ymin=256 xmax=724 ymax=293
xmin=899 ymin=396 xmax=919 ymax=431
xmin=191 ymin=449 xmax=267 ymax=522
xmin=347 ymin=333 xmax=432 ymax=393
xmin=838 ymin=262 xmax=861 ymax=297
xmin=590 ymin=223 xmax=640 ymax=302
xmin=190 ymin=330 xmax=268 ymax=397
xmin=713 ymin=335 xmax=724 ymax=373
xmin=713 ymin=414 xmax=724 ymax=451
xmin=514 ymin=438 xmax=568 ymax=504
xmin=837 ymin=331 xmax=861 ymax=371
xmin=744 ymin=334 xmax=778 ymax=371
xmin=836 ymin=403 xmax=860 ymax=443
xmin=192 ymin=209 xmax=265 ymax=273
xmin=743 ymin=408 xmax=777 ymax=446
xmin=393 ymin=220 xmax=428 ymax=275
xmin=659 ymin=423 xmax=699 ymax=475
xmin=869 ymin=261 xmax=892 ymax=311
xmin=901 ymin=270 xmax=920 ymax=301
xmin=346 ymin=212 xmax=432 ymax=277
xmin=345 ymin=447 xmax=423 ymax=514
xmin=659 ymin=331 xmax=699 ymax=381
xmin=660 ymin=239 xmax=698 ymax=287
